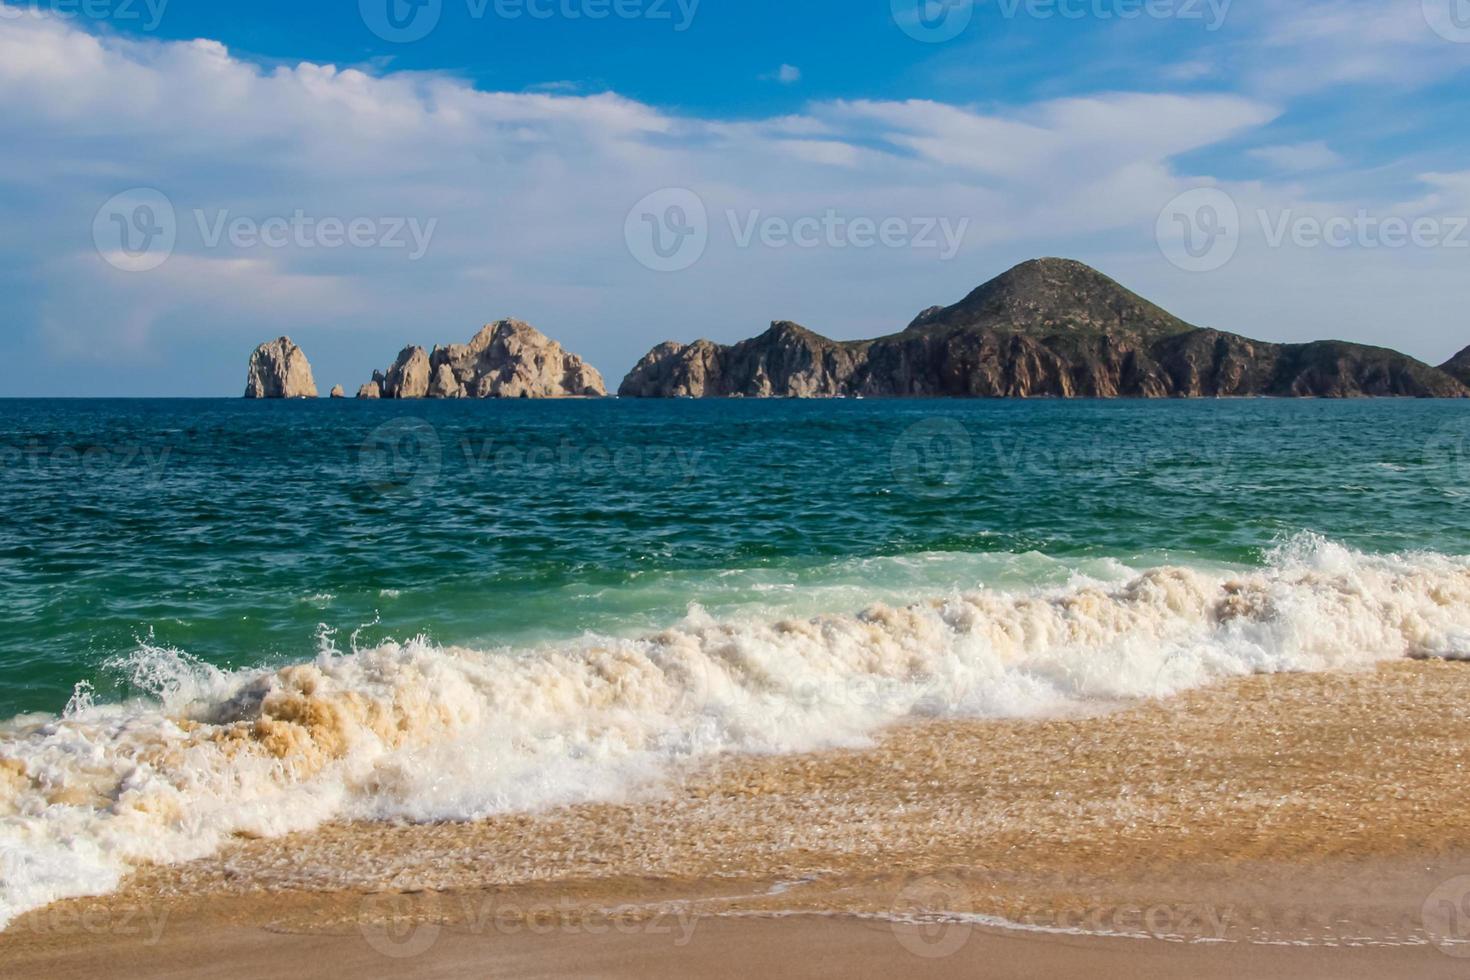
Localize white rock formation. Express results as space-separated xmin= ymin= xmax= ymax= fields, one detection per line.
xmin=244 ymin=337 xmax=317 ymax=398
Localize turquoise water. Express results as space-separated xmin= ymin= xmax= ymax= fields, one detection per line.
xmin=2 ymin=397 xmax=1468 ymax=718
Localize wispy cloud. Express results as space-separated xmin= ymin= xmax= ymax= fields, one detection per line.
xmin=1248 ymin=141 xmax=1343 ymax=172
xmin=761 ymin=64 xmax=802 ymax=84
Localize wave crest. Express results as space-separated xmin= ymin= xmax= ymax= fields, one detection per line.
xmin=2 ymin=534 xmax=1469 ymax=930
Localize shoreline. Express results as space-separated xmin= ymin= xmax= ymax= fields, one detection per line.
xmin=7 ymin=660 xmax=1470 ymax=976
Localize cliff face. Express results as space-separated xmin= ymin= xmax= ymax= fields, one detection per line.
xmin=620 ymin=324 xmax=864 ymax=399
xmin=361 ymin=320 xmax=606 ymax=399
xmin=619 ymin=259 xmax=1468 ymax=399
xmin=1440 ymin=345 xmax=1470 ymax=387
xmin=244 ymin=337 xmax=317 ymax=399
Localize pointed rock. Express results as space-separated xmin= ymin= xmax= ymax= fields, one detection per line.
xmin=384 ymin=347 xmax=430 ymax=399
xmin=245 ymin=337 xmax=317 ymax=398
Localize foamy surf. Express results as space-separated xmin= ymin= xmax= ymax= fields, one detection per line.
xmin=2 ymin=534 xmax=1469 ymax=931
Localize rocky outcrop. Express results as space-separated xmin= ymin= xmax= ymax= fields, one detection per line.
xmin=330 ymin=385 xmax=345 ymax=399
xmin=619 ymin=259 xmax=1468 ymax=399
xmin=244 ymin=337 xmax=317 ymax=399
xmin=381 ymin=346 xmax=430 ymax=399
xmin=359 ymin=319 xmax=606 ymax=399
xmin=357 ymin=372 xmax=386 ymax=399
xmin=1440 ymin=345 xmax=1470 ymax=386
xmin=620 ymin=324 xmax=863 ymax=399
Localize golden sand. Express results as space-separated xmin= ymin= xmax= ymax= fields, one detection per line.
xmin=7 ymin=660 xmax=1470 ymax=974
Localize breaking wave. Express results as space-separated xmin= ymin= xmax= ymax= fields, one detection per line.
xmin=2 ymin=534 xmax=1469 ymax=930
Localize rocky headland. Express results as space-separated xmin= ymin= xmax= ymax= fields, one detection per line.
xmin=1439 ymin=345 xmax=1470 ymax=387
xmin=619 ymin=259 xmax=1468 ymax=399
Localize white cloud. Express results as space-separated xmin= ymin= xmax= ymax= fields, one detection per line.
xmin=1248 ymin=141 xmax=1344 ymax=172
xmin=762 ymin=64 xmax=802 ymax=84
xmin=1247 ymin=0 xmax=1470 ymax=94
xmin=0 ymin=4 xmax=1464 ymax=392
xmin=1159 ymin=60 xmax=1216 ymax=83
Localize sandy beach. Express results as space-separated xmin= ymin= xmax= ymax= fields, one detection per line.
xmin=7 ymin=659 xmax=1470 ymax=977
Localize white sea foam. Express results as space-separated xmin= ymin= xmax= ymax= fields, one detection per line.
xmin=2 ymin=534 xmax=1469 ymax=930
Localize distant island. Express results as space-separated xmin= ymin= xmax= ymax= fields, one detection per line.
xmin=620 ymin=259 xmax=1469 ymax=399
xmin=246 ymin=259 xmax=1470 ymax=399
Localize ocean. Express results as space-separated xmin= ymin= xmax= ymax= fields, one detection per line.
xmin=3 ymin=397 xmax=1470 ymax=929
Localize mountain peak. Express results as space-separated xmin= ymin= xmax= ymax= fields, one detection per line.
xmin=905 ymin=257 xmax=1198 ymax=342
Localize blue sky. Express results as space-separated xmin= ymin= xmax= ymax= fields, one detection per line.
xmin=3 ymin=0 xmax=1470 ymax=395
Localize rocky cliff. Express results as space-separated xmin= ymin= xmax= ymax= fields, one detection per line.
xmin=244 ymin=337 xmax=318 ymax=398
xmin=619 ymin=259 xmax=1468 ymax=399
xmin=359 ymin=320 xmax=606 ymax=399
xmin=1440 ymin=345 xmax=1470 ymax=387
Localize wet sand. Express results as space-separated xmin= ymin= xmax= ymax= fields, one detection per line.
xmin=8 ymin=660 xmax=1470 ymax=977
